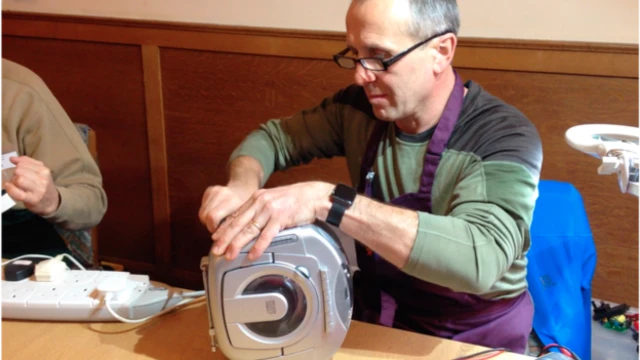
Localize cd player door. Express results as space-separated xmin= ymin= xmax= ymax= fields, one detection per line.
xmin=222 ymin=262 xmax=320 ymax=350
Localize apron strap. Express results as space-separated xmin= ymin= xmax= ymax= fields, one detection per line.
xmin=356 ymin=71 xmax=466 ymax=328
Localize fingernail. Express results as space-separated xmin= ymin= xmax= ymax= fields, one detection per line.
xmin=212 ymin=246 xmax=221 ymax=255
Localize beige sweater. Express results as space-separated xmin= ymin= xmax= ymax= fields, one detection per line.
xmin=2 ymin=59 xmax=107 ymax=230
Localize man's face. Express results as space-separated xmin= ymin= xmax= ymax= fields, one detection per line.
xmin=345 ymin=0 xmax=436 ymax=122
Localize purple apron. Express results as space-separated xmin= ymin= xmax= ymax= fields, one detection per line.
xmin=352 ymin=72 xmax=533 ymax=353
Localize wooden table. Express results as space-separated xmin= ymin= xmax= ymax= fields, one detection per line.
xmin=2 ymin=301 xmax=533 ymax=359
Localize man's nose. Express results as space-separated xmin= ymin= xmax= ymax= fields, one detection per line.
xmin=354 ymin=63 xmax=375 ymax=86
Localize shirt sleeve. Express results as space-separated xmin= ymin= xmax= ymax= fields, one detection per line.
xmin=402 ymin=109 xmax=543 ymax=297
xmin=404 ymin=162 xmax=538 ymax=295
xmin=4 ymin=77 xmax=108 ymax=230
xmin=229 ymin=89 xmax=352 ymax=185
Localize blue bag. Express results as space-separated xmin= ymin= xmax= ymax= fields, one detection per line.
xmin=528 ymin=180 xmax=597 ymax=360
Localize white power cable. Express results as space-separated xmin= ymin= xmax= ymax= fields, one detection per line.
xmin=2 ymin=254 xmax=52 ymax=266
xmin=60 ymin=253 xmax=86 ymax=270
xmin=181 ymin=290 xmax=206 ymax=298
xmin=104 ymin=293 xmax=206 ymax=324
xmin=2 ymin=253 xmax=86 ymax=270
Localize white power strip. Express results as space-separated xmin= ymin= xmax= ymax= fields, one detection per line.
xmin=2 ymin=269 xmax=183 ymax=322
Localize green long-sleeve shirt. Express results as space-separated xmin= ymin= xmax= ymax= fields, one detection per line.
xmin=231 ymin=80 xmax=543 ymax=300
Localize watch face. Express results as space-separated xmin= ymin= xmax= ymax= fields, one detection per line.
xmin=333 ymin=184 xmax=356 ymax=206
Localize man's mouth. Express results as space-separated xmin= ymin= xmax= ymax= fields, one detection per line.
xmin=367 ymin=94 xmax=388 ymax=104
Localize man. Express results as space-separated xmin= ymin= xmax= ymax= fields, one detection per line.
xmin=199 ymin=0 xmax=542 ymax=353
xmin=2 ymin=58 xmax=108 ymax=266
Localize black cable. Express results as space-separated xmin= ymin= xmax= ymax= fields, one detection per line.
xmin=452 ymin=348 xmax=508 ymax=360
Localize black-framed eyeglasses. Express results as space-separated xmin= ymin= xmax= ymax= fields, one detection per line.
xmin=333 ymin=29 xmax=452 ymax=72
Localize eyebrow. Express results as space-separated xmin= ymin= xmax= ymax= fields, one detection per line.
xmin=346 ymin=43 xmax=392 ymax=56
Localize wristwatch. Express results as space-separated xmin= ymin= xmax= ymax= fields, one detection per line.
xmin=326 ymin=183 xmax=357 ymax=227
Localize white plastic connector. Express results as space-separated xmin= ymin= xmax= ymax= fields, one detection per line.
xmin=598 ymin=156 xmax=622 ymax=175
xmin=97 ymin=277 xmax=128 ymax=293
xmin=98 ymin=277 xmax=132 ymax=304
xmin=35 ymin=255 xmax=68 ymax=282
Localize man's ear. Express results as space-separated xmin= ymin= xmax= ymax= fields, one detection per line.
xmin=432 ymin=33 xmax=457 ymax=74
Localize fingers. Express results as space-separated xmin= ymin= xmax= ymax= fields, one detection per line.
xmin=6 ymin=160 xmax=52 ymax=207
xmin=3 ymin=182 xmax=26 ymax=202
xmin=199 ymin=186 xmax=239 ymax=233
xmin=211 ymin=200 xmax=260 ymax=258
xmin=219 ymin=215 xmax=276 ymax=261
xmin=207 ymin=183 xmax=320 ymax=262
xmin=11 ymin=172 xmax=40 ymax=194
xmin=212 ymin=191 xmax=278 ymax=260
xmin=219 ymin=222 xmax=263 ymax=260
xmin=10 ymin=156 xmax=48 ymax=174
xmin=199 ymin=187 xmax=222 ymax=233
xmin=248 ymin=218 xmax=281 ymax=260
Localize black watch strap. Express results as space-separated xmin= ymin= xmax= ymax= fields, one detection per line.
xmin=326 ymin=202 xmax=348 ymax=227
xmin=326 ymin=183 xmax=357 ymax=227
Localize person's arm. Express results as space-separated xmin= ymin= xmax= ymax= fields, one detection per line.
xmin=317 ymin=161 xmax=538 ymax=295
xmin=324 ymin=110 xmax=543 ymax=295
xmin=316 ymin=192 xmax=418 ymax=269
xmin=214 ymin=155 xmax=538 ymax=294
xmin=227 ymin=155 xmax=263 ymax=194
xmin=228 ymin=86 xmax=368 ymax=184
xmin=201 ymin=87 xmax=362 ymax=236
xmin=3 ymin=72 xmax=107 ymax=230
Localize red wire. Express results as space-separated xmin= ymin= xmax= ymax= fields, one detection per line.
xmin=541 ymin=344 xmax=574 ymax=358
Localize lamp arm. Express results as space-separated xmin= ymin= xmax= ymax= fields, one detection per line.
xmin=565 ymin=124 xmax=639 ymax=197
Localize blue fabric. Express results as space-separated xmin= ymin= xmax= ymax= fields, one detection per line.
xmin=528 ymin=180 xmax=597 ymax=360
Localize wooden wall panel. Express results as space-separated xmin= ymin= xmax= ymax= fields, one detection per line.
xmin=161 ymin=49 xmax=352 ymax=276
xmin=141 ymin=45 xmax=172 ymax=276
xmin=457 ymin=69 xmax=639 ymax=306
xmin=2 ymin=36 xmax=156 ymax=264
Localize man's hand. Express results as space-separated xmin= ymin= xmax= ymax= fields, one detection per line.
xmin=199 ymin=184 xmax=255 ymax=234
xmin=199 ymin=155 xmax=265 ymax=233
xmin=211 ymin=181 xmax=333 ymax=261
xmin=3 ymin=156 xmax=60 ymax=216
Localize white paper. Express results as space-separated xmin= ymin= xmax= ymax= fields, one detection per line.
xmin=2 ymin=151 xmax=18 ymax=170
xmin=1 ymin=193 xmax=16 ymax=213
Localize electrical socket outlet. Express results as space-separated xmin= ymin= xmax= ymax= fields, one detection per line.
xmin=2 ymin=286 xmax=36 ymax=305
xmin=28 ymin=286 xmax=67 ymax=308
xmin=2 ymin=269 xmax=152 ymax=321
xmin=58 ymin=288 xmax=97 ymax=308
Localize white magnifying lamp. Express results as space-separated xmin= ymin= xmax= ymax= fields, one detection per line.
xmin=565 ymin=124 xmax=639 ymax=197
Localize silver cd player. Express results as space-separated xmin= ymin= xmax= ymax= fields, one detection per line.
xmin=200 ymin=221 xmax=354 ymax=360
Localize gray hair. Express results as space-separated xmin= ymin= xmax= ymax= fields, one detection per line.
xmin=406 ymin=0 xmax=460 ymax=39
xmin=351 ymin=0 xmax=460 ymax=40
